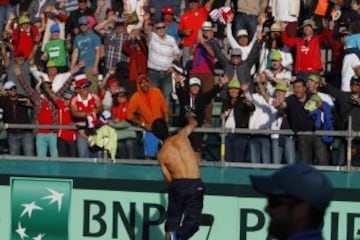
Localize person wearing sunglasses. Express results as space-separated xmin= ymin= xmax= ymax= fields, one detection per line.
xmin=250 ymin=163 xmax=333 ymax=240
xmin=70 ymin=71 xmax=103 ymax=158
xmin=71 ymin=15 xmax=101 ymax=93
xmin=178 ymin=0 xmax=214 ymax=66
xmin=66 ymin=0 xmax=94 ymax=36
xmin=0 ymin=81 xmax=34 ymax=156
xmin=146 ymin=20 xmax=180 ymax=104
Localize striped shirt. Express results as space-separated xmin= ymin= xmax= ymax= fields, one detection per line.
xmin=147 ymin=32 xmax=180 ymax=71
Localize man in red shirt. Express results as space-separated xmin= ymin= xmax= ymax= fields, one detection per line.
xmin=15 ymin=63 xmax=59 ymax=158
xmin=45 ymin=86 xmax=78 ymax=157
xmin=280 ymin=19 xmax=327 ymax=80
xmin=70 ymin=72 xmax=103 ymax=157
xmin=178 ymin=0 xmax=214 ymax=66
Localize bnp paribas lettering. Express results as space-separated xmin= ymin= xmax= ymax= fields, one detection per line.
xmin=239 ymin=208 xmax=360 ymax=240
xmin=83 ymin=200 xmax=166 ymax=239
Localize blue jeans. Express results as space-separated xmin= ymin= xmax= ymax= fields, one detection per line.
xmin=117 ymin=138 xmax=136 ymax=159
xmin=77 ymin=133 xmax=89 ymax=158
xmin=36 ymin=133 xmax=58 ymax=157
xmin=0 ymin=4 xmax=10 ymax=39
xmin=272 ymin=137 xmax=296 ymax=164
xmin=8 ymin=131 xmax=34 ymax=156
xmin=225 ymin=133 xmax=249 ymax=162
xmin=249 ymin=136 xmax=271 ymax=164
xmin=182 ymin=46 xmax=192 ymax=68
xmin=148 ymin=68 xmax=172 ymax=102
xmin=234 ymin=14 xmax=258 ymax=40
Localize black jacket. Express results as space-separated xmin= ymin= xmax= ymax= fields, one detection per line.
xmin=176 ymin=84 xmax=222 ymax=127
xmin=0 ymin=95 xmax=32 ymax=133
xmin=323 ymin=84 xmax=360 ymax=131
xmin=66 ymin=8 xmax=94 ymax=36
xmin=222 ymin=96 xmax=255 ymax=128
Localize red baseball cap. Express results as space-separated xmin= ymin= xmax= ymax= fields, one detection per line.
xmin=107 ymin=78 xmax=118 ymax=87
xmin=162 ymin=6 xmax=174 ymax=15
xmin=137 ymin=74 xmax=149 ymax=83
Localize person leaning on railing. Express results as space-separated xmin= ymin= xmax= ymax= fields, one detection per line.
xmin=320 ymin=75 xmax=360 ymax=166
xmin=0 ymin=80 xmax=34 ymax=156
xmin=273 ymin=79 xmax=330 ymax=166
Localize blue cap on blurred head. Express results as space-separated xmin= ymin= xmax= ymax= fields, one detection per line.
xmin=63 ymin=90 xmax=76 ymax=100
xmin=50 ymin=24 xmax=60 ymax=33
xmin=250 ymin=163 xmax=333 ymax=211
xmin=78 ymin=16 xmax=89 ymax=25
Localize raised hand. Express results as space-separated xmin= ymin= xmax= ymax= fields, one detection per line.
xmin=220 ymin=74 xmax=229 ymax=85
xmin=241 ymin=81 xmax=249 ymax=92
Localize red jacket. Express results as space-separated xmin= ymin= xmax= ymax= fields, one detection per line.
xmin=56 ymin=99 xmax=77 ymax=141
xmin=322 ymin=29 xmax=344 ymax=72
xmin=122 ymin=37 xmax=148 ymax=82
xmin=281 ymin=30 xmax=327 ymax=73
xmin=11 ymin=26 xmax=39 ymax=59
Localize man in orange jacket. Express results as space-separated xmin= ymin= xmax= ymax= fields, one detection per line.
xmin=126 ymin=74 xmax=169 ymax=159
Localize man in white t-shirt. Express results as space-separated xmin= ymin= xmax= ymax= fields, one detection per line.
xmin=146 ymin=21 xmax=180 ymax=102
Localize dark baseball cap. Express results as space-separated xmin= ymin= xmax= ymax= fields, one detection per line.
xmin=250 ymin=163 xmax=333 ymax=211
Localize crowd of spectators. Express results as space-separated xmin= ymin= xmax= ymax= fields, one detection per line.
xmin=1 ymin=0 xmax=360 ymax=166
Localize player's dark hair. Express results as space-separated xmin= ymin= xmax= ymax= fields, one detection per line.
xmin=151 ymin=118 xmax=169 ymax=141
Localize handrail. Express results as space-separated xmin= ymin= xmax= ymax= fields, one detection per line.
xmin=0 ymin=116 xmax=358 ymax=171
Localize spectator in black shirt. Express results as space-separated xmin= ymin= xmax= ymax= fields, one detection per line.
xmin=0 ymin=81 xmax=34 ymax=156
xmin=175 ymin=75 xmax=229 ymax=161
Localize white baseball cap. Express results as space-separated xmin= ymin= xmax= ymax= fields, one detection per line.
xmin=189 ymin=77 xmax=201 ymax=86
xmin=201 ymin=21 xmax=212 ymax=30
xmin=236 ymin=29 xmax=248 ymax=37
xmin=4 ymin=81 xmax=16 ymax=90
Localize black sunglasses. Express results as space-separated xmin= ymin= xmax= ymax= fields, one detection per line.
xmin=7 ymin=87 xmax=17 ymax=90
xmin=156 ymin=26 xmax=166 ymax=29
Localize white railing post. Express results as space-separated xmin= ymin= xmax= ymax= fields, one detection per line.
xmin=346 ymin=116 xmax=353 ymax=171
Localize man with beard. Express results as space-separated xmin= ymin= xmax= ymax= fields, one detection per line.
xmin=250 ymin=163 xmax=333 ymax=240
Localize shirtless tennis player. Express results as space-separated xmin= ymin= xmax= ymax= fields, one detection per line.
xmin=151 ymin=115 xmax=205 ymax=240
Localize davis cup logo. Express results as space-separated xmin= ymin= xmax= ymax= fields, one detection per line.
xmin=11 ymin=177 xmax=72 ymax=240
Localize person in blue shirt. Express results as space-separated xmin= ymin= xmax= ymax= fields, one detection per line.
xmin=161 ymin=6 xmax=182 ymax=46
xmin=71 ymin=15 xmax=101 ymax=93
